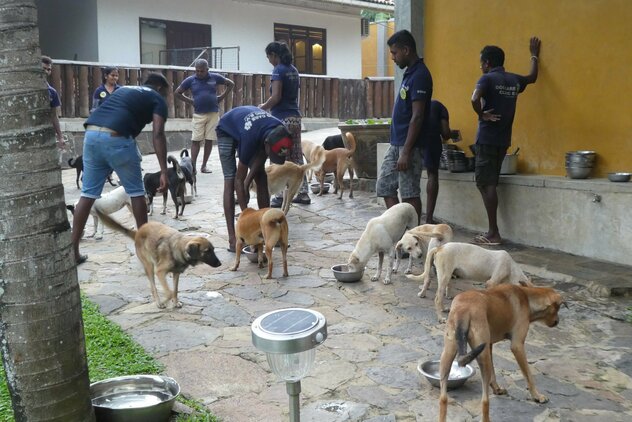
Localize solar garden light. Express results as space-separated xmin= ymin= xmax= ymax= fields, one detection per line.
xmin=251 ymin=308 xmax=327 ymax=422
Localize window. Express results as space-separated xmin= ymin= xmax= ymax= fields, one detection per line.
xmin=274 ymin=23 xmax=326 ymax=75
xmin=140 ymin=18 xmax=211 ymax=66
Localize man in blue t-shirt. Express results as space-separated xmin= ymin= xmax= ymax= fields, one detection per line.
xmin=175 ymin=59 xmax=234 ymax=174
xmin=71 ymin=73 xmax=171 ymax=265
xmin=376 ymin=30 xmax=432 ymax=223
xmin=471 ymin=37 xmax=540 ymax=245
xmin=215 ymin=106 xmax=292 ymax=252
xmin=41 ymin=55 xmax=65 ymax=149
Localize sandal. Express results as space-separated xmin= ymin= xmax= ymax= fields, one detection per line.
xmin=472 ymin=235 xmax=502 ymax=246
xmin=200 ymin=167 xmax=212 ymax=173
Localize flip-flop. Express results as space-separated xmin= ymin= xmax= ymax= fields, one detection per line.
xmin=200 ymin=167 xmax=212 ymax=173
xmin=472 ymin=235 xmax=502 ymax=246
xmin=76 ymin=255 xmax=88 ymax=265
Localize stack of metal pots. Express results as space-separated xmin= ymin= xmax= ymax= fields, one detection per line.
xmin=565 ymin=151 xmax=596 ymax=179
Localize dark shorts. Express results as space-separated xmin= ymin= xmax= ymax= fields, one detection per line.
xmin=376 ymin=145 xmax=423 ymax=199
xmin=475 ymin=144 xmax=508 ymax=187
xmin=423 ymin=140 xmax=442 ymax=171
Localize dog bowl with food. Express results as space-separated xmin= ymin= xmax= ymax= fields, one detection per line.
xmin=310 ymin=182 xmax=331 ymax=194
xmin=418 ymin=360 xmax=475 ymax=390
xmin=607 ymin=172 xmax=631 ymax=182
xmin=90 ymin=374 xmax=180 ymax=422
xmin=242 ymin=245 xmax=267 ymax=263
xmin=331 ymin=264 xmax=364 ymax=283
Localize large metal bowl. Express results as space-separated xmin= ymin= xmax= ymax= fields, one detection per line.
xmin=331 ymin=264 xmax=364 ymax=283
xmin=311 ymin=182 xmax=331 ymax=194
xmin=418 ymin=360 xmax=475 ymax=390
xmin=243 ymin=245 xmax=267 ymax=263
xmin=91 ymin=375 xmax=180 ymax=422
xmin=608 ymin=172 xmax=631 ymax=182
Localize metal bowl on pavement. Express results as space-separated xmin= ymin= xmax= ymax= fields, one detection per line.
xmin=331 ymin=264 xmax=364 ymax=282
xmin=418 ymin=360 xmax=475 ymax=390
xmin=311 ymin=182 xmax=331 ymax=194
xmin=607 ymin=172 xmax=631 ymax=182
xmin=243 ymin=245 xmax=267 ymax=263
xmin=90 ymin=375 xmax=180 ymax=422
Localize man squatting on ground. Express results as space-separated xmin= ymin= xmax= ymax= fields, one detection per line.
xmin=71 ymin=73 xmax=171 ymax=264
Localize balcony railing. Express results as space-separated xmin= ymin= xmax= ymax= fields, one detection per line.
xmin=48 ymin=60 xmax=394 ymax=121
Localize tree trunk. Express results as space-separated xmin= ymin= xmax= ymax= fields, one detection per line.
xmin=0 ymin=2 xmax=94 ymax=421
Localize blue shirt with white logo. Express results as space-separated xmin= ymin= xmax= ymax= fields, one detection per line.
xmin=178 ymin=72 xmax=227 ymax=114
xmin=270 ymin=63 xmax=301 ymax=119
xmin=216 ymin=106 xmax=284 ymax=166
xmin=85 ymin=85 xmax=168 ymax=138
xmin=390 ymin=58 xmax=433 ymax=148
xmin=475 ymin=66 xmax=528 ymax=147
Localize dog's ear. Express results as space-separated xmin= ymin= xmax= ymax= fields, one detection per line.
xmin=395 ymin=241 xmax=403 ymax=252
xmin=412 ymin=234 xmax=425 ymax=245
xmin=186 ymin=241 xmax=201 ymax=260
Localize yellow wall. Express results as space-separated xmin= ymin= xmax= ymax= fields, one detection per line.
xmin=362 ymin=20 xmax=395 ymax=78
xmin=423 ymin=0 xmax=632 ymax=176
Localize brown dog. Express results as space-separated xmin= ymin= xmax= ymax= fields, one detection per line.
xmin=265 ymin=146 xmax=325 ymax=214
xmin=439 ymin=284 xmax=564 ymax=422
xmin=314 ymin=132 xmax=356 ymax=199
xmin=301 ymin=140 xmax=319 ymax=183
xmin=95 ymin=210 xmax=221 ymax=308
xmin=230 ymin=207 xmax=289 ymax=279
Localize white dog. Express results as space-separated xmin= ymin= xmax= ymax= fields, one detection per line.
xmin=394 ymin=223 xmax=453 ymax=274
xmin=67 ymin=186 xmax=132 ymax=240
xmin=348 ymin=202 xmax=418 ymax=284
xmin=407 ymin=242 xmax=532 ymax=322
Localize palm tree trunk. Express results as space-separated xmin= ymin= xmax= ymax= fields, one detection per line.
xmin=0 ymin=1 xmax=94 ymax=420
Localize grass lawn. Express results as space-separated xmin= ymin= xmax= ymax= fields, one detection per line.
xmin=0 ymin=296 xmax=218 ymax=422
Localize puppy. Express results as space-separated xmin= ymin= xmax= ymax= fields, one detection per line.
xmin=179 ymin=148 xmax=196 ymax=197
xmin=66 ymin=186 xmax=132 ymax=240
xmin=439 ymin=284 xmax=564 ymax=422
xmin=314 ymin=132 xmax=356 ymax=199
xmin=394 ymin=223 xmax=453 ymax=274
xmin=144 ymin=155 xmax=186 ymax=218
xmin=322 ymin=134 xmax=345 ymax=150
xmin=230 ymin=207 xmax=289 ymax=279
xmin=95 ymin=209 xmax=221 ymax=308
xmin=348 ymin=202 xmax=418 ymax=284
xmin=68 ymin=155 xmax=116 ymax=190
xmin=407 ymin=242 xmax=533 ymax=322
xmin=265 ymin=146 xmax=325 ymax=214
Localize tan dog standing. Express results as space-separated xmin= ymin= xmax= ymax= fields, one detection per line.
xmin=231 ymin=207 xmax=289 ymax=279
xmin=394 ymin=223 xmax=453 ymax=274
xmin=265 ymin=146 xmax=325 ymax=214
xmin=95 ymin=210 xmax=221 ymax=309
xmin=301 ymin=140 xmax=319 ymax=183
xmin=314 ymin=132 xmax=356 ymax=199
xmin=439 ymin=284 xmax=564 ymax=422
xmin=407 ymin=242 xmax=532 ymax=322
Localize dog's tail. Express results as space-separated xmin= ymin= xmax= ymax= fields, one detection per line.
xmin=68 ymin=157 xmax=77 ymax=168
xmin=455 ymin=321 xmax=486 ymax=367
xmin=300 ymin=146 xmax=326 ymax=173
xmin=94 ymin=208 xmax=137 ymax=240
xmin=180 ymin=148 xmax=189 ymax=158
xmin=168 ymin=155 xmax=185 ymax=180
xmin=343 ymin=132 xmax=356 ymax=155
xmin=262 ymin=208 xmax=286 ymax=227
xmin=406 ymin=244 xmax=440 ymax=282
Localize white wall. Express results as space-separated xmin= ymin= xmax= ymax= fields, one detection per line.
xmin=95 ymin=0 xmax=362 ymax=78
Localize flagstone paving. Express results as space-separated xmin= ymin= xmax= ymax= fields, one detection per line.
xmin=63 ymin=146 xmax=632 ymax=422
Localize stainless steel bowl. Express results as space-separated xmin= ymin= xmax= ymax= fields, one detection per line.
xmin=418 ymin=360 xmax=475 ymax=390
xmin=566 ymin=166 xmax=592 ymax=179
xmin=324 ymin=173 xmax=335 ymax=184
xmin=243 ymin=245 xmax=267 ymax=263
xmin=331 ymin=264 xmax=364 ymax=283
xmin=608 ymin=172 xmax=631 ymax=182
xmin=311 ymin=182 xmax=331 ymax=194
xmin=91 ymin=375 xmax=180 ymax=422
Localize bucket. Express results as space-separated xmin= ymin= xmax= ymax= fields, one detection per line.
xmin=500 ymin=154 xmax=518 ymax=175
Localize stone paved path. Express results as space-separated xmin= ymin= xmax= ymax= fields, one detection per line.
xmin=64 ymin=147 xmax=632 ymax=422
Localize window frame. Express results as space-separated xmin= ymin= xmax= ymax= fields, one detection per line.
xmin=273 ymin=23 xmax=327 ymax=75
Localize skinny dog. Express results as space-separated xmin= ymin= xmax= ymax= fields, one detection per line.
xmin=301 ymin=140 xmax=320 ymax=183
xmin=68 ymin=155 xmax=116 ymax=189
xmin=230 ymin=207 xmax=289 ymax=279
xmin=394 ymin=223 xmax=453 ymax=274
xmin=314 ymin=132 xmax=356 ymax=199
xmin=66 ymin=185 xmax=132 ymax=240
xmin=179 ymin=148 xmax=196 ymax=197
xmin=439 ymin=284 xmax=564 ymax=422
xmin=144 ymin=155 xmax=186 ymax=218
xmin=348 ymin=202 xmax=418 ymax=284
xmin=407 ymin=242 xmax=532 ymax=322
xmin=265 ymin=146 xmax=325 ymax=214
xmin=95 ymin=209 xmax=221 ymax=308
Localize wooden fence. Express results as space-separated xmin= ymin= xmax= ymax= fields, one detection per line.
xmin=48 ymin=61 xmax=394 ymax=121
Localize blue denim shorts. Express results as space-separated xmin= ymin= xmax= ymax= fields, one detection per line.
xmin=376 ymin=145 xmax=423 ymax=199
xmin=81 ymin=130 xmax=144 ymax=199
xmin=217 ymin=135 xmax=237 ymax=179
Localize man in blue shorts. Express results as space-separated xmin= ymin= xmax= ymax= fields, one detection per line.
xmin=71 ymin=73 xmax=171 ymax=264
xmin=376 ymin=30 xmax=432 ymax=223
xmin=471 ymin=37 xmax=540 ymax=245
xmin=215 ymin=105 xmax=292 ymax=252
xmin=175 ymin=59 xmax=234 ymax=174
xmin=421 ymin=99 xmax=460 ymax=224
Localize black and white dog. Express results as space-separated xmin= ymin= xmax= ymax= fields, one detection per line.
xmin=143 ymin=155 xmax=186 ymax=219
xmin=68 ymin=155 xmax=117 ymax=190
xmin=179 ymin=148 xmax=196 ymax=197
xmin=66 ymin=186 xmax=132 ymax=239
